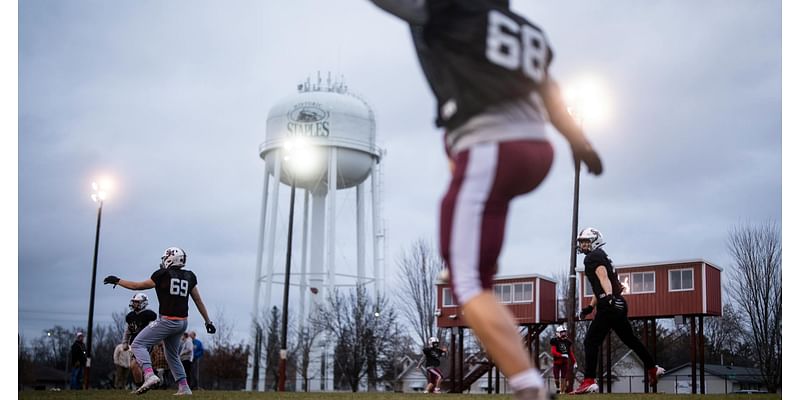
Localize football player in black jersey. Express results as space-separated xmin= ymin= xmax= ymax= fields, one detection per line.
xmin=368 ymin=1 xmax=602 ymax=399
xmin=123 ymin=293 xmax=157 ymax=386
xmin=550 ymin=325 xmax=576 ymax=394
xmin=573 ymin=228 xmax=664 ymax=394
xmin=104 ymin=247 xmax=216 ymax=395
xmin=418 ymin=337 xmax=447 ymax=393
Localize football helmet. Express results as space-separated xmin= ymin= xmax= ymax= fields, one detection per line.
xmin=428 ymin=337 xmax=439 ymax=347
xmin=160 ymin=247 xmax=187 ymax=269
xmin=129 ymin=293 xmax=149 ymax=312
xmin=556 ymin=324 xmax=567 ymax=337
xmin=577 ymin=227 xmax=605 ymax=254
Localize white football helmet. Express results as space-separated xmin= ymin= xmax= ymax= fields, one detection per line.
xmin=577 ymin=227 xmax=605 ymax=254
xmin=556 ymin=324 xmax=567 ymax=337
xmin=428 ymin=337 xmax=439 ymax=347
xmin=160 ymin=247 xmax=186 ymax=269
xmin=129 ymin=293 xmax=149 ymax=311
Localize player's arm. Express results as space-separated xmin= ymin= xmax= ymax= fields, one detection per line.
xmin=594 ymin=266 xmax=614 ymax=297
xmin=104 ymin=276 xmax=156 ymax=290
xmin=551 ymin=345 xmax=562 ymax=357
xmin=367 ymin=0 xmax=429 ymax=25
xmin=190 ymin=286 xmax=216 ymax=334
xmin=540 ymin=77 xmax=602 ymax=175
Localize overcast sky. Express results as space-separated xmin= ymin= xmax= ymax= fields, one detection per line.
xmin=18 ymin=0 xmax=782 ymax=346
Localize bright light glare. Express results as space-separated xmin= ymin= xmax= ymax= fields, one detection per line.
xmin=564 ymin=76 xmax=612 ymax=127
xmin=283 ymin=137 xmax=320 ymax=177
xmin=91 ymin=178 xmax=113 ymax=203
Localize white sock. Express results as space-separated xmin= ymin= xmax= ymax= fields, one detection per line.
xmin=508 ymin=368 xmax=544 ymax=392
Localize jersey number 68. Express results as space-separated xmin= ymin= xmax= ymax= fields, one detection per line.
xmin=485 ymin=10 xmax=547 ymax=84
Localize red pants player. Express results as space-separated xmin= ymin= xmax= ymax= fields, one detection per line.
xmin=550 ymin=325 xmax=576 ymax=394
xmin=368 ymin=1 xmax=602 ymax=399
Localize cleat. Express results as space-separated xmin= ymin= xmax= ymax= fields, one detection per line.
xmin=173 ymin=386 xmax=193 ymax=396
xmin=571 ymin=378 xmax=598 ymax=394
xmin=135 ymin=374 xmax=161 ymax=395
xmin=648 ymin=365 xmax=665 ymax=385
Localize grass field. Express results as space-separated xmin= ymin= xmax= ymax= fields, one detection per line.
xmin=18 ymin=391 xmax=781 ymax=400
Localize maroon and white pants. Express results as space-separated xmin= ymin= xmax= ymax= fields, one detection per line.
xmin=440 ymin=140 xmax=553 ymax=305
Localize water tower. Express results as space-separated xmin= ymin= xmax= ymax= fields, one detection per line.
xmin=246 ymin=73 xmax=385 ymax=391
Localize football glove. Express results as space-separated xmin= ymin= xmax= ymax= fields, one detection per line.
xmin=579 ymin=305 xmax=594 ymax=320
xmin=600 ymin=294 xmax=626 ymax=312
xmin=571 ymin=141 xmax=603 ymax=175
xmin=104 ymin=275 xmax=120 ymax=287
xmin=205 ymin=322 xmax=216 ymax=334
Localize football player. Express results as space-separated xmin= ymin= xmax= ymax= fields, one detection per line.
xmin=419 ymin=337 xmax=447 ymax=393
xmin=104 ymin=247 xmax=216 ymax=396
xmin=367 ymin=1 xmax=602 ymax=399
xmin=550 ymin=325 xmax=576 ymax=394
xmin=573 ymin=228 xmax=664 ymax=394
xmin=123 ymin=292 xmax=157 ymax=386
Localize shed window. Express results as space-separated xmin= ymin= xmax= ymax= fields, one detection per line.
xmin=513 ymin=283 xmax=533 ymax=302
xmin=442 ymin=288 xmax=455 ymax=306
xmin=630 ymin=272 xmax=656 ymax=293
xmin=494 ymin=284 xmax=512 ymax=303
xmin=669 ymin=268 xmax=694 ymax=292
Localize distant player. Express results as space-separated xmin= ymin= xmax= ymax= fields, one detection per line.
xmin=550 ymin=325 xmax=576 ymax=394
xmin=104 ymin=247 xmax=216 ymax=396
xmin=573 ymin=228 xmax=664 ymax=394
xmin=419 ymin=337 xmax=447 ymax=393
xmin=367 ymin=1 xmax=602 ymax=399
xmin=123 ymin=293 xmax=157 ymax=386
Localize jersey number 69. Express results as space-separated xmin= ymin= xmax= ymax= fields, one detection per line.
xmin=485 ymin=10 xmax=547 ymax=83
xmin=170 ymin=278 xmax=189 ymax=297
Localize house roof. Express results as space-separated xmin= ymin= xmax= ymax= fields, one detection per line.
xmin=664 ymin=363 xmax=763 ymax=384
xmin=33 ymin=364 xmax=67 ymax=383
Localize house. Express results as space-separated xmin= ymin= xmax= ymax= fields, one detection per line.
xmin=20 ymin=364 xmax=67 ymax=391
xmin=659 ymin=363 xmax=767 ymax=394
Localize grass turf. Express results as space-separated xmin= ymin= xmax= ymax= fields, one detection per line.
xmin=18 ymin=391 xmax=781 ymax=400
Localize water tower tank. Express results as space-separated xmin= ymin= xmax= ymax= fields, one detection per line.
xmin=260 ymin=77 xmax=379 ymax=192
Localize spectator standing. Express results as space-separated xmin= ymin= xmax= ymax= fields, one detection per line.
xmin=69 ymin=332 xmax=86 ymax=390
xmin=113 ymin=342 xmax=132 ymax=389
xmin=180 ymin=332 xmax=194 ymax=388
xmin=189 ymin=331 xmax=204 ymax=389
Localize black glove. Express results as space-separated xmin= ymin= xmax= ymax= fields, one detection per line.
xmin=571 ymin=141 xmax=603 ymax=175
xmin=609 ymin=295 xmax=626 ymax=312
xmin=103 ymin=275 xmax=120 ymax=287
xmin=205 ymin=322 xmax=216 ymax=334
xmin=579 ymin=305 xmax=594 ymax=320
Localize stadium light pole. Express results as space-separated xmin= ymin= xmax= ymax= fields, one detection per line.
xmin=278 ymin=137 xmax=314 ymax=392
xmin=564 ymin=77 xmax=610 ymax=354
xmin=85 ymin=180 xmax=109 ymax=389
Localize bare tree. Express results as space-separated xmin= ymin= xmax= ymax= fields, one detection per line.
xmin=726 ymin=221 xmax=781 ymax=392
xmin=703 ymin=304 xmax=747 ymax=365
xmin=312 ymin=284 xmax=404 ymax=392
xmin=395 ymin=238 xmax=444 ymax=346
xmin=293 ymin=321 xmax=323 ymax=392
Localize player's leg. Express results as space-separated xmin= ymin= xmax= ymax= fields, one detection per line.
xmin=610 ymin=313 xmax=664 ymax=384
xmin=130 ymin=355 xmax=143 ymax=385
xmin=162 ymin=321 xmax=191 ymax=394
xmin=424 ymin=369 xmax=434 ymax=393
xmin=574 ymin=312 xmax=612 ymax=394
xmin=442 ymin=141 xmax=553 ymax=398
xmin=131 ymin=320 xmax=171 ymax=393
xmin=431 ymin=368 xmax=443 ymax=392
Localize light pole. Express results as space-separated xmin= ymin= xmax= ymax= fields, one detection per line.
xmin=85 ymin=181 xmax=108 ymax=389
xmin=277 ymin=138 xmax=315 ymax=392
xmin=563 ymin=78 xmax=610 ymax=393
